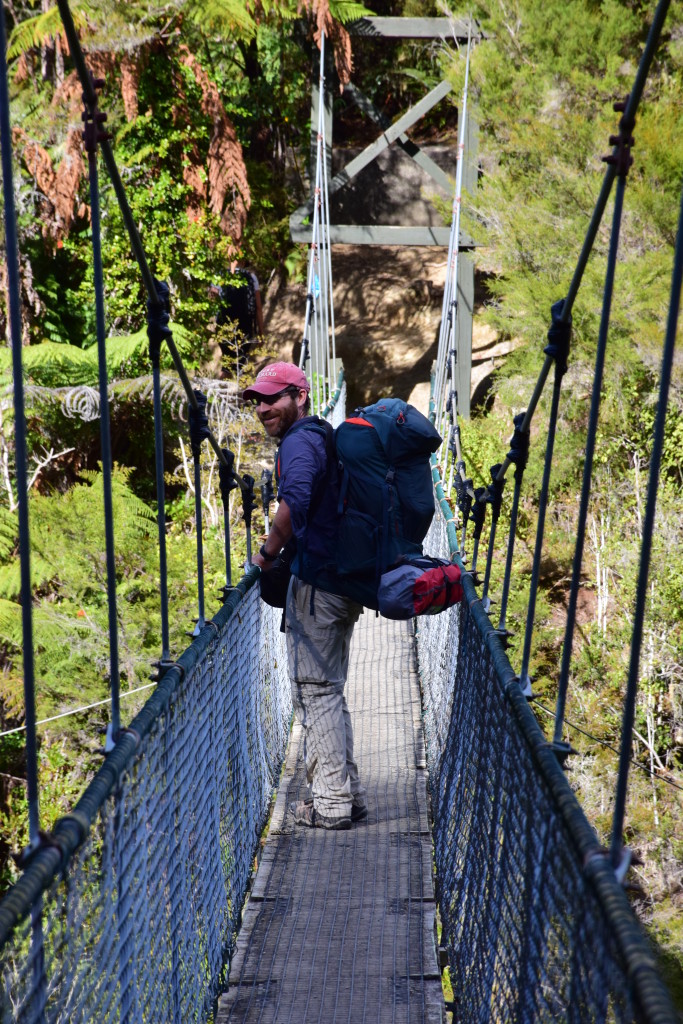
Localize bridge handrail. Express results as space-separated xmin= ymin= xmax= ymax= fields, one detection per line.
xmin=423 ymin=467 xmax=679 ymax=1023
xmin=0 ymin=567 xmax=260 ymax=951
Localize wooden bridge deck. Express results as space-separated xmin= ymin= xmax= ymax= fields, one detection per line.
xmin=217 ymin=612 xmax=444 ymax=1023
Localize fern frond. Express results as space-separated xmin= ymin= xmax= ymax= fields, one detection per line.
xmin=8 ymin=6 xmax=64 ymax=60
xmin=32 ymin=605 xmax=89 ymax=655
xmin=0 ymin=507 xmax=17 ymax=563
xmin=0 ymin=598 xmax=23 ymax=650
xmin=328 ymin=1 xmax=375 ymax=24
xmin=7 ymin=4 xmax=94 ymax=60
xmin=185 ymin=0 xmax=256 ymax=36
xmin=20 ymin=343 xmax=94 ymax=388
xmin=0 ymin=555 xmax=55 ymax=600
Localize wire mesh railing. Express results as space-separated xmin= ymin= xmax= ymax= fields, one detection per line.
xmin=417 ymin=496 xmax=679 ymax=1024
xmin=0 ymin=577 xmax=290 ymax=1022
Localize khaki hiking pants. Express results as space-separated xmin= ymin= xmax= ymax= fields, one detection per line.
xmin=285 ymin=577 xmax=365 ymax=821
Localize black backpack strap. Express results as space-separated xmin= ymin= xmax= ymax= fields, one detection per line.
xmin=274 ymin=418 xmax=337 ymax=577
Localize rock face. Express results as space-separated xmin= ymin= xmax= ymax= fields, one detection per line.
xmin=263 ymin=244 xmax=512 ymax=415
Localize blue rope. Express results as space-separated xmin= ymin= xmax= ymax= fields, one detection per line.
xmin=610 ymin=176 xmax=683 ymax=868
xmin=467 ymin=486 xmax=487 ymax=575
xmin=84 ymin=82 xmax=121 ymax=744
xmin=241 ymin=475 xmax=257 ymax=565
xmin=0 ymin=8 xmax=47 ymax=1016
xmin=555 ymin=173 xmax=628 ymax=743
xmin=219 ymin=449 xmax=239 ymax=591
xmin=497 ymin=412 xmax=529 ymax=634
xmin=147 ymin=283 xmax=172 ymax=664
xmin=518 ymin=300 xmax=571 ymax=695
xmin=0 ymin=0 xmax=39 ymax=844
xmin=189 ymin=390 xmax=211 ymax=631
xmin=482 ymin=463 xmax=505 ymax=609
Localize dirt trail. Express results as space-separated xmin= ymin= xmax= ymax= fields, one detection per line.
xmin=263 ymin=245 xmax=512 ymax=414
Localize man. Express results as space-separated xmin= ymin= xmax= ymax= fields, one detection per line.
xmin=209 ymin=262 xmax=264 ymax=369
xmin=247 ymin=362 xmax=367 ymax=831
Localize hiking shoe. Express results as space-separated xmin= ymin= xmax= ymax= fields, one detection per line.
xmin=351 ymin=802 xmax=368 ymax=823
xmin=300 ymin=793 xmax=367 ymax=823
xmin=290 ymin=801 xmax=351 ymax=831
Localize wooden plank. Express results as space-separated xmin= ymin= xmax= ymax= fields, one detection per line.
xmin=290 ymin=221 xmax=476 ymax=247
xmin=348 ymin=16 xmax=472 ymax=39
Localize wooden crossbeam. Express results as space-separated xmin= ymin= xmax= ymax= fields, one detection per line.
xmin=343 ymin=83 xmax=453 ymax=196
xmin=291 ymin=79 xmax=452 ymax=230
xmin=348 ymin=17 xmax=473 ymax=40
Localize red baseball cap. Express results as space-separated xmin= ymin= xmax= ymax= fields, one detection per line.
xmin=242 ymin=362 xmax=310 ymax=400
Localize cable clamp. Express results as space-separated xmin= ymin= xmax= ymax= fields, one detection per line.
xmin=117 ymin=726 xmax=142 ymax=750
xmin=507 ymin=411 xmax=530 ymax=477
xmin=601 ymin=95 xmax=634 ymax=177
xmin=100 ymin=723 xmax=142 ymax=754
xmin=542 ymin=739 xmax=576 ymax=766
xmin=81 ymin=74 xmax=111 ymax=153
xmin=147 ymin=279 xmax=173 ymax=363
xmin=613 ymin=846 xmax=633 ymax=885
xmin=13 ymin=830 xmax=64 ymax=870
xmin=150 ymin=659 xmax=186 ymax=683
xmin=584 ymin=844 xmax=639 ymax=887
xmin=492 ymin=627 xmax=513 ymax=649
xmin=189 ymin=389 xmax=211 ymax=457
xmin=544 ymin=298 xmax=571 ymax=377
xmin=104 ymin=721 xmax=116 ymax=753
xmin=516 ymin=674 xmax=534 ymax=699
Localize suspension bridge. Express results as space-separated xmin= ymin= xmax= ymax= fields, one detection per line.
xmin=0 ymin=3 xmax=681 ymax=1023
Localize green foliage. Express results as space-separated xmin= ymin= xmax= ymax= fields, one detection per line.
xmin=7 ymin=4 xmax=87 ymax=59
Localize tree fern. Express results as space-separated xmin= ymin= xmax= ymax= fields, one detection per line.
xmin=185 ymin=0 xmax=257 ymax=37
xmin=0 ymin=323 xmax=198 ymax=390
xmin=7 ymin=3 xmax=95 ymax=61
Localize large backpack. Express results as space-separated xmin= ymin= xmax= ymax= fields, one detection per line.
xmin=293 ymin=399 xmax=442 ymax=608
xmin=217 ymin=270 xmax=256 ymax=338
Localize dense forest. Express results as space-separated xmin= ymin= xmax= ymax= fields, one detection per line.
xmin=0 ymin=0 xmax=681 ymax=1004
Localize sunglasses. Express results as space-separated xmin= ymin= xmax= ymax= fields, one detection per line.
xmin=250 ymin=386 xmax=301 ymax=407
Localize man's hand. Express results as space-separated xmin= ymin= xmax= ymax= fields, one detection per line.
xmin=253 ymin=498 xmax=293 ymax=572
xmin=253 ymin=549 xmax=276 ymax=572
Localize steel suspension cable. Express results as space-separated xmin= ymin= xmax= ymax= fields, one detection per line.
xmin=436 ymin=33 xmax=471 ymax=474
xmin=610 ymin=175 xmax=683 ymax=870
xmin=300 ymin=31 xmax=335 ymax=411
xmin=320 ymin=73 xmax=337 ymax=397
xmin=149 ymin=312 xmax=171 ymax=662
xmin=317 ymin=33 xmax=331 ymax=405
